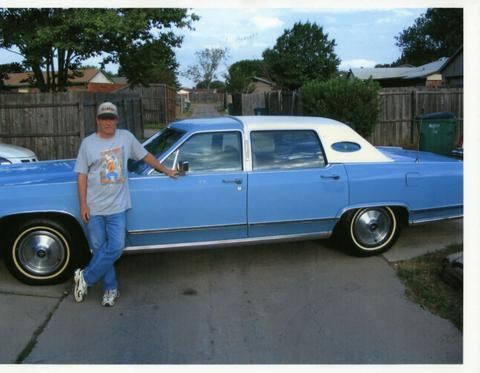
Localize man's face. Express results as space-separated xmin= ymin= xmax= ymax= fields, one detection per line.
xmin=96 ymin=116 xmax=118 ymax=137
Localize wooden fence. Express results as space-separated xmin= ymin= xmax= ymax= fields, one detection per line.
xmin=127 ymin=84 xmax=176 ymax=125
xmin=190 ymin=91 xmax=225 ymax=106
xmin=0 ymin=91 xmax=142 ymax=161
xmin=371 ymin=88 xmax=463 ymax=146
xmin=233 ymin=91 xmax=299 ymax=116
xmin=233 ymin=88 xmax=463 ymax=147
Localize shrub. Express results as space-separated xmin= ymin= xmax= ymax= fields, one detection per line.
xmin=300 ymin=77 xmax=381 ymax=138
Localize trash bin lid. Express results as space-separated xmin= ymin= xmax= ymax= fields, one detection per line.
xmin=415 ymin=112 xmax=456 ymax=120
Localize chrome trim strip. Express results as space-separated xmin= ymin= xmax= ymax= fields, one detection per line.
xmin=127 ymin=218 xmax=336 ymax=235
xmin=410 ymin=215 xmax=463 ymax=225
xmin=250 ymin=217 xmax=336 ymax=227
xmin=124 ymin=231 xmax=331 ymax=254
xmin=410 ymin=204 xmax=463 ymax=213
xmin=128 ymin=223 xmax=246 ymax=235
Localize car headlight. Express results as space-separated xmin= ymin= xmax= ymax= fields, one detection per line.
xmin=0 ymin=157 xmax=12 ymax=165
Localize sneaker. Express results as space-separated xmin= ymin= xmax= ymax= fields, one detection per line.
xmin=74 ymin=269 xmax=88 ymax=302
xmin=102 ymin=289 xmax=120 ymax=307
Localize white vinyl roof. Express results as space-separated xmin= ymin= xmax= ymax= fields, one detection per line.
xmin=233 ymin=116 xmax=392 ymax=163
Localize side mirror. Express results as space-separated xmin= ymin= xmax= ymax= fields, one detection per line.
xmin=177 ymin=160 xmax=189 ymax=174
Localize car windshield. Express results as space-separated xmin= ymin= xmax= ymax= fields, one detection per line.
xmin=128 ymin=128 xmax=185 ymax=174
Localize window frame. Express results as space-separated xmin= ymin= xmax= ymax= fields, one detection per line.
xmin=148 ymin=129 xmax=245 ymax=176
xmin=249 ymin=129 xmax=327 ymax=172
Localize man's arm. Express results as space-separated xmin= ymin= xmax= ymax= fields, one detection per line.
xmin=143 ymin=153 xmax=179 ymax=178
xmin=77 ymin=173 xmax=90 ymax=223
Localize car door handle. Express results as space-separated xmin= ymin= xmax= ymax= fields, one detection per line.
xmin=321 ymin=175 xmax=340 ymax=180
xmin=222 ymin=178 xmax=243 ymax=185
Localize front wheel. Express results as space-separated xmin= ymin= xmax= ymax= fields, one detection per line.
xmin=338 ymin=207 xmax=401 ymax=256
xmin=2 ymin=218 xmax=88 ymax=285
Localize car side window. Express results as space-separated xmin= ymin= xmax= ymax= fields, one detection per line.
xmin=251 ymin=130 xmax=325 ymax=171
xmin=163 ymin=131 xmax=243 ymax=174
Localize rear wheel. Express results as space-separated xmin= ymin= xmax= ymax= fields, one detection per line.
xmin=338 ymin=207 xmax=401 ymax=256
xmin=2 ymin=218 xmax=88 ymax=285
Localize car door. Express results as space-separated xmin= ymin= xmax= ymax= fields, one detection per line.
xmin=247 ymin=129 xmax=348 ymax=238
xmin=126 ymin=130 xmax=247 ymax=248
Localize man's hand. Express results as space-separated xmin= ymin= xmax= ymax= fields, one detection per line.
xmin=164 ymin=168 xmax=179 ymax=179
xmin=143 ymin=153 xmax=179 ymax=179
xmin=80 ymin=203 xmax=90 ymax=223
xmin=77 ymin=173 xmax=89 ymax=223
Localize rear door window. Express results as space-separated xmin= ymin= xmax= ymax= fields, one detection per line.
xmin=250 ymin=130 xmax=325 ymax=171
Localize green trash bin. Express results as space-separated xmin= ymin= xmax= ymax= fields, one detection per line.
xmin=415 ymin=112 xmax=457 ymax=156
xmin=254 ymin=107 xmax=266 ymax=116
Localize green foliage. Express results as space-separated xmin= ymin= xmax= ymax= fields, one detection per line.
xmin=300 ymin=77 xmax=381 ymax=137
xmin=0 ymin=62 xmax=24 ymax=89
xmin=0 ymin=8 xmax=198 ymax=92
xmin=395 ymin=8 xmax=463 ymax=66
xmin=116 ymin=40 xmax=179 ymax=88
xmin=183 ymin=48 xmax=228 ymax=88
xmin=196 ymin=80 xmax=225 ymax=90
xmin=224 ymin=59 xmax=270 ymax=94
xmin=263 ymin=22 xmax=340 ymax=90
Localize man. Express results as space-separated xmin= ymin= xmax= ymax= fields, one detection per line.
xmin=73 ymin=102 xmax=178 ymax=307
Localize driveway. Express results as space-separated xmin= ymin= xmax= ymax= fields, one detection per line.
xmin=0 ymin=219 xmax=462 ymax=364
xmin=191 ymin=103 xmax=222 ymax=118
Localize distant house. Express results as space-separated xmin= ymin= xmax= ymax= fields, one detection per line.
xmin=347 ymin=58 xmax=448 ymax=88
xmin=1 ymin=68 xmax=117 ymax=93
xmin=250 ymin=76 xmax=275 ymax=93
xmin=439 ymin=46 xmax=463 ymax=88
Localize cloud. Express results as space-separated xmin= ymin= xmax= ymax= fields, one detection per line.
xmin=250 ymin=16 xmax=284 ymax=30
xmin=340 ymin=59 xmax=377 ymax=70
xmin=375 ymin=9 xmax=421 ymax=24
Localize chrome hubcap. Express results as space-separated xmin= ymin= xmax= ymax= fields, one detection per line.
xmin=353 ymin=209 xmax=392 ymax=248
xmin=17 ymin=230 xmax=66 ymax=275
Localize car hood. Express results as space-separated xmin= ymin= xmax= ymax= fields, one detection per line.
xmin=0 ymin=143 xmax=36 ymax=158
xmin=377 ymin=147 xmax=462 ymax=163
xmin=0 ymin=159 xmax=77 ymax=186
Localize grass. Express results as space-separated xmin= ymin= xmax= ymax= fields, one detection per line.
xmin=391 ymin=243 xmax=463 ymax=331
xmin=143 ymin=123 xmax=166 ymax=130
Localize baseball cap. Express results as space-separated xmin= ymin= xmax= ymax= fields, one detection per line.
xmin=97 ymin=102 xmax=118 ymax=119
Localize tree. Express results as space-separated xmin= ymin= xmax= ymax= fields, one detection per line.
xmin=394 ymin=8 xmax=463 ymax=66
xmin=224 ymin=59 xmax=270 ymax=94
xmin=0 ymin=62 xmax=24 ymax=90
xmin=196 ymin=80 xmax=225 ymax=90
xmin=116 ymin=40 xmax=180 ymax=88
xmin=300 ymin=77 xmax=381 ymax=138
xmin=183 ymin=48 xmax=228 ymax=89
xmin=0 ymin=8 xmax=198 ymax=92
xmin=262 ymin=22 xmax=340 ymax=90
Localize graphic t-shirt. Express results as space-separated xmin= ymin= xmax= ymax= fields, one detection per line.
xmin=74 ymin=129 xmax=148 ymax=215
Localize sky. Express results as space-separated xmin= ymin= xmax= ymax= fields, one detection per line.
xmin=0 ymin=8 xmax=427 ymax=88
xmin=173 ymin=8 xmax=427 ymax=87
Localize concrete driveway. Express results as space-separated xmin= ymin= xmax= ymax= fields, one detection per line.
xmin=0 ymin=219 xmax=462 ymax=364
xmin=190 ymin=103 xmax=222 ymax=118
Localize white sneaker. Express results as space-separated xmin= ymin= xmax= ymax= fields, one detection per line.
xmin=102 ymin=289 xmax=120 ymax=307
xmin=74 ymin=269 xmax=88 ymax=302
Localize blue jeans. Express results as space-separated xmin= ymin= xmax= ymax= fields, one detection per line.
xmin=83 ymin=212 xmax=126 ymax=291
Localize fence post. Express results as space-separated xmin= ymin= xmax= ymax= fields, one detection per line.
xmin=78 ymin=100 xmax=85 ymax=141
xmin=410 ymin=89 xmax=416 ymax=144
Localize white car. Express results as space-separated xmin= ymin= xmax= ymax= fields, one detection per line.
xmin=0 ymin=143 xmax=38 ymax=165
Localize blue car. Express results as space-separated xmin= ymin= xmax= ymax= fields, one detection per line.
xmin=0 ymin=116 xmax=463 ymax=285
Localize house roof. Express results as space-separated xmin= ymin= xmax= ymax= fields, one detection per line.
xmin=3 ymin=68 xmax=110 ymax=87
xmin=439 ymin=46 xmax=463 ymax=73
xmin=111 ymin=76 xmax=128 ymax=84
xmin=349 ymin=58 xmax=448 ymax=81
xmin=251 ymin=76 xmax=274 ymax=85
